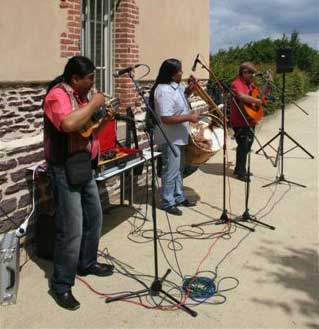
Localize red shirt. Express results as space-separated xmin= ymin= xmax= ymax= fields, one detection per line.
xmin=43 ymin=85 xmax=99 ymax=160
xmin=230 ymin=76 xmax=256 ymax=127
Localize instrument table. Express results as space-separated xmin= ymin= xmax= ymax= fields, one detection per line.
xmin=96 ymin=150 xmax=161 ymax=205
xmin=27 ymin=150 xmax=161 ymax=207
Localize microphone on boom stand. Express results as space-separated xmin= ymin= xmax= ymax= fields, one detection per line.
xmin=191 ymin=54 xmax=200 ymax=72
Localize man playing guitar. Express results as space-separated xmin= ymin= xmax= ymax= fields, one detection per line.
xmin=230 ymin=62 xmax=271 ymax=181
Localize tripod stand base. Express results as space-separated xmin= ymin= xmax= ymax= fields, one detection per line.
xmin=214 ymin=210 xmax=255 ymax=232
xmin=256 ymin=130 xmax=314 ymax=164
xmin=262 ymin=174 xmax=306 ymax=188
xmin=236 ymin=210 xmax=275 ymax=230
xmin=190 ymin=210 xmax=230 ymax=228
xmin=105 ymin=269 xmax=197 ymax=317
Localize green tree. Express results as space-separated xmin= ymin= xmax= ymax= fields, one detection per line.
xmin=209 ymin=32 xmax=319 ymax=116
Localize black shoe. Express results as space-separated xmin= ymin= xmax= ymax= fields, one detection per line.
xmin=51 ymin=290 xmax=80 ymax=311
xmin=235 ymin=173 xmax=251 ymax=182
xmin=77 ymin=263 xmax=114 ymax=277
xmin=164 ymin=206 xmax=183 ymax=216
xmin=177 ymin=199 xmax=197 ymax=207
xmin=234 ymin=170 xmax=253 ymax=176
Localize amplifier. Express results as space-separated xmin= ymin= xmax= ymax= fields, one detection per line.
xmin=0 ymin=231 xmax=20 ymax=305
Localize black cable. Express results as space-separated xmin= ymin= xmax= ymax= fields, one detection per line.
xmin=99 ymin=130 xmax=288 ymax=310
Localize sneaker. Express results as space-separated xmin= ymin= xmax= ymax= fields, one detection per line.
xmin=164 ymin=206 xmax=183 ymax=216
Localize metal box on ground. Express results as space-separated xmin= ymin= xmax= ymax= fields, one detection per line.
xmin=0 ymin=231 xmax=20 ymax=305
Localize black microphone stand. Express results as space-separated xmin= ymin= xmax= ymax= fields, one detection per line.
xmin=235 ymin=145 xmax=275 ymax=230
xmin=191 ymin=58 xmax=275 ymax=231
xmin=105 ymin=72 xmax=197 ymax=317
xmin=215 ymin=70 xmax=275 ymax=230
xmin=256 ymin=73 xmax=313 ymax=188
xmin=190 ymin=60 xmax=253 ymax=232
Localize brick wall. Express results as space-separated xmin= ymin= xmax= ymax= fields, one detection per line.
xmin=114 ymin=0 xmax=140 ymax=111
xmin=59 ymin=0 xmax=81 ymax=58
xmin=58 ymin=0 xmax=140 ymax=110
xmin=0 ymin=84 xmax=46 ymax=141
xmin=0 ymin=135 xmax=151 ymax=236
xmin=0 ymin=139 xmax=44 ymax=234
xmin=0 ymin=81 xmax=207 ymax=236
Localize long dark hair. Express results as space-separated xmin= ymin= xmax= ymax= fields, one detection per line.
xmin=46 ymin=56 xmax=95 ymax=94
xmin=149 ymin=58 xmax=182 ymax=109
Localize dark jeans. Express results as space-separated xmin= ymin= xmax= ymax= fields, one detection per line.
xmin=48 ymin=165 xmax=102 ymax=294
xmin=233 ymin=127 xmax=255 ymax=175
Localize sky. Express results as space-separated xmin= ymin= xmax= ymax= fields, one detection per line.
xmin=210 ymin=0 xmax=319 ymax=54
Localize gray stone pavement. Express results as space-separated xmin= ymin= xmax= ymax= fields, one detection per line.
xmin=1 ymin=91 xmax=318 ymax=329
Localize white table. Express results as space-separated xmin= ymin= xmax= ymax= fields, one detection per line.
xmin=27 ymin=150 xmax=161 ymax=206
xmin=96 ymin=150 xmax=161 ymax=205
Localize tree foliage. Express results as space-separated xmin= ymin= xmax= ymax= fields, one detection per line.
xmin=208 ymin=32 xmax=319 ymax=115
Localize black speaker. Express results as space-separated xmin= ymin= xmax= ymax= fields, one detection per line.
xmin=276 ymin=48 xmax=293 ymax=73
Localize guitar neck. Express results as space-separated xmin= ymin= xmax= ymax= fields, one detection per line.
xmin=91 ymin=107 xmax=107 ymax=123
xmin=79 ymin=97 xmax=120 ymax=138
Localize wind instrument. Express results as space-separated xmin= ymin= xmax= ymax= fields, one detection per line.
xmin=189 ymin=75 xmax=225 ymax=120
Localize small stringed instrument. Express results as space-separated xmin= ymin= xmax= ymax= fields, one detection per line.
xmin=79 ymin=97 xmax=120 ymax=138
xmin=243 ymin=71 xmax=273 ymax=123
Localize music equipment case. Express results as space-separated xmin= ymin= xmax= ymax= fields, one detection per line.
xmin=0 ymin=231 xmax=20 ymax=305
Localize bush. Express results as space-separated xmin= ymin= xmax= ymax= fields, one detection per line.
xmin=209 ymin=32 xmax=319 ymax=116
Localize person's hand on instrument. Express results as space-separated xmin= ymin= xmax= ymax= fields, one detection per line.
xmin=188 ymin=112 xmax=202 ymax=123
xmin=185 ymin=76 xmax=198 ymax=96
xmin=105 ymin=107 xmax=116 ymax=120
xmin=91 ymin=92 xmax=105 ymax=108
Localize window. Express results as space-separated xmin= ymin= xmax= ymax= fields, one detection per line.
xmin=81 ymin=0 xmax=114 ymax=95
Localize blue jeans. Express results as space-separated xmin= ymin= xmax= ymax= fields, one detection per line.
xmin=48 ymin=165 xmax=102 ymax=294
xmin=160 ymin=143 xmax=186 ymax=209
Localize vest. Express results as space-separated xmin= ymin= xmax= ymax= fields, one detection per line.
xmin=44 ymin=83 xmax=92 ymax=164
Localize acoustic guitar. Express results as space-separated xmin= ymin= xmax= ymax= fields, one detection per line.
xmin=79 ymin=97 xmax=120 ymax=138
xmin=243 ymin=71 xmax=273 ymax=123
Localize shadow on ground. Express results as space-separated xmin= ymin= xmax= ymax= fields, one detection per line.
xmin=29 ymin=204 xmax=137 ymax=289
xmin=132 ymin=183 xmax=201 ymax=209
xmin=247 ymin=241 xmax=319 ymax=329
xmin=199 ymin=161 xmax=234 ymax=177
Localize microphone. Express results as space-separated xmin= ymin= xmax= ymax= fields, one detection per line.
xmin=113 ymin=64 xmax=141 ymax=77
xmin=191 ymin=54 xmax=200 ymax=72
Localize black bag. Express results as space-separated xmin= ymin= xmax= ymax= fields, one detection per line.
xmin=65 ymin=151 xmax=92 ymax=186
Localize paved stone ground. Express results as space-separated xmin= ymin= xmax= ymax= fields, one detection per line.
xmin=1 ymin=91 xmax=318 ymax=329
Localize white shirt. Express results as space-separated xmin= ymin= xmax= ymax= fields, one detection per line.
xmin=154 ymin=81 xmax=191 ymax=145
